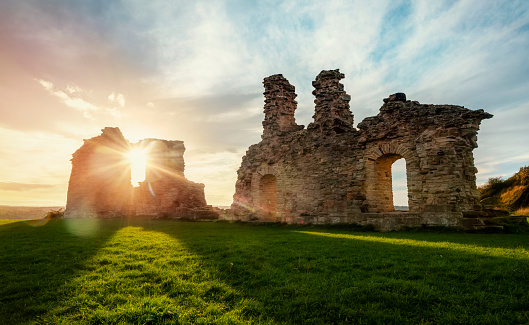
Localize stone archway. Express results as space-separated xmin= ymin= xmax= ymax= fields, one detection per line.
xmin=259 ymin=174 xmax=277 ymax=220
xmin=364 ymin=143 xmax=420 ymax=213
xmin=391 ymin=158 xmax=409 ymax=210
xmin=372 ymin=154 xmax=403 ymax=212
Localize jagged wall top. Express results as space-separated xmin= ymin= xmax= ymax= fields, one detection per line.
xmin=357 ymin=96 xmax=493 ymax=146
xmin=73 ymin=127 xmax=129 ymax=160
xmin=262 ymin=74 xmax=303 ymax=139
xmin=232 ymin=69 xmax=494 ymax=230
xmin=309 ymin=69 xmax=355 ymax=134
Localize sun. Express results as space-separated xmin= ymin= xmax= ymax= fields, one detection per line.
xmin=126 ymin=148 xmax=148 ymax=186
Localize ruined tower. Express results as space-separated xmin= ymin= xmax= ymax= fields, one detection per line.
xmin=262 ymin=74 xmax=303 ymax=139
xmin=232 ymin=70 xmax=493 ymax=230
xmin=309 ymin=69 xmax=355 ymax=134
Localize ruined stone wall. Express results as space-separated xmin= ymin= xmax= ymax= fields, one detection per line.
xmin=232 ymin=70 xmax=492 ymax=229
xmin=65 ymin=128 xmax=215 ymax=219
xmin=358 ymin=98 xmax=489 ymax=214
xmin=132 ymin=139 xmax=209 ymax=217
xmin=64 ymin=127 xmax=132 ymax=218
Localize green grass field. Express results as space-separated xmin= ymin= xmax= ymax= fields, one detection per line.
xmin=0 ymin=219 xmax=528 ymax=324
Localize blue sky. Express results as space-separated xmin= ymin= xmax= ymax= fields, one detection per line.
xmin=0 ymin=0 xmax=528 ymax=206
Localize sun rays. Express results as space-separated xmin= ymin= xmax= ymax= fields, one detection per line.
xmin=126 ymin=148 xmax=148 ymax=186
xmin=125 ymin=141 xmax=187 ymax=188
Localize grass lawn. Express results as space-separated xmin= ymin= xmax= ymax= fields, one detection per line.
xmin=0 ymin=219 xmax=528 ymax=324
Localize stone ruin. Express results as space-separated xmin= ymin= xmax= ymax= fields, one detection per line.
xmin=64 ymin=127 xmax=216 ymax=219
xmin=231 ymin=69 xmax=493 ymax=230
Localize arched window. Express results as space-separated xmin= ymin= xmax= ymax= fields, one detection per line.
xmin=368 ymin=154 xmax=409 ymax=212
xmin=391 ymin=158 xmax=409 ymax=211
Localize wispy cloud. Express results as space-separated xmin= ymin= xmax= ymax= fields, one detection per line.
xmin=0 ymin=181 xmax=55 ymax=191
xmin=37 ymin=79 xmax=100 ymax=118
xmin=108 ymin=92 xmax=125 ymax=108
xmin=36 ymin=79 xmax=126 ymax=119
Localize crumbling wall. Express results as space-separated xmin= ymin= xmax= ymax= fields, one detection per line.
xmin=132 ymin=139 xmax=212 ymax=218
xmin=65 ymin=128 xmax=215 ymax=219
xmin=64 ymin=127 xmax=132 ymax=218
xmin=358 ymin=98 xmax=489 ymax=215
xmin=232 ymin=70 xmax=492 ymax=230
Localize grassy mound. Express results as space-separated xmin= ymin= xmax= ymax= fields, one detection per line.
xmin=1 ymin=219 xmax=528 ymax=324
xmin=479 ymin=166 xmax=529 ymax=215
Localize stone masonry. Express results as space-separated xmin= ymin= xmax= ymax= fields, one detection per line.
xmin=64 ymin=127 xmax=216 ymax=219
xmin=232 ymin=70 xmax=493 ymax=230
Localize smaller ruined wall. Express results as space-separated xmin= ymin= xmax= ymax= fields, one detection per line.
xmin=132 ymin=139 xmax=209 ymax=217
xmin=140 ymin=139 xmax=185 ymax=181
xmin=65 ymin=128 xmax=215 ymax=219
xmin=64 ymin=127 xmax=132 ymax=218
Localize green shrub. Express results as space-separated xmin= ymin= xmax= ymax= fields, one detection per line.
xmin=516 ymin=166 xmax=529 ymax=185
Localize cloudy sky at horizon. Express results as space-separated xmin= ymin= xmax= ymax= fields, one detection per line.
xmin=1 ymin=0 xmax=528 ymax=207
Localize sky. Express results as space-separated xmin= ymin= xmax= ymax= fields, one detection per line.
xmin=1 ymin=0 xmax=528 ymax=207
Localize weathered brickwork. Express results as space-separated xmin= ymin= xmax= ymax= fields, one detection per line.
xmin=232 ymin=70 xmax=493 ymax=230
xmin=64 ymin=127 xmax=216 ymax=219
xmin=132 ymin=138 xmax=213 ymax=218
xmin=64 ymin=128 xmax=132 ymax=218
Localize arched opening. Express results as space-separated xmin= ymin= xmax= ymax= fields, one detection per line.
xmin=392 ymin=158 xmax=409 ymax=211
xmin=259 ymin=174 xmax=277 ymax=220
xmin=371 ymin=154 xmax=409 ymax=212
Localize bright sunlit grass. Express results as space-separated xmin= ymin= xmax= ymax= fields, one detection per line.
xmin=297 ymin=231 xmax=529 ymax=259
xmin=126 ymin=148 xmax=148 ymax=186
xmin=0 ymin=220 xmax=528 ymax=324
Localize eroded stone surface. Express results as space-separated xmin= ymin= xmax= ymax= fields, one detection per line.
xmin=232 ymin=70 xmax=493 ymax=230
xmin=64 ymin=127 xmax=216 ymax=219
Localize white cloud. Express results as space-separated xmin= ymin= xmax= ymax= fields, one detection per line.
xmin=66 ymin=85 xmax=82 ymax=94
xmin=37 ymin=79 xmax=54 ymax=91
xmin=37 ymin=79 xmax=100 ymax=118
xmin=37 ymin=79 xmax=126 ymax=120
xmin=108 ymin=92 xmax=125 ymax=107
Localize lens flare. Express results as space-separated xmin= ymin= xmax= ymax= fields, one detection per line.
xmin=127 ymin=148 xmax=147 ymax=186
xmin=24 ymin=216 xmax=52 ymax=227
xmin=148 ymin=182 xmax=155 ymax=197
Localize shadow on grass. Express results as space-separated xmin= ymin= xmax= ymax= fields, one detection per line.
xmin=0 ymin=218 xmax=128 ymax=324
xmin=150 ymin=221 xmax=529 ymax=324
xmin=2 ymin=219 xmax=528 ymax=324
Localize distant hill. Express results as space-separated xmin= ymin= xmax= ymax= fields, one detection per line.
xmin=479 ymin=166 xmax=529 ymax=215
xmin=0 ymin=206 xmax=64 ymax=219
